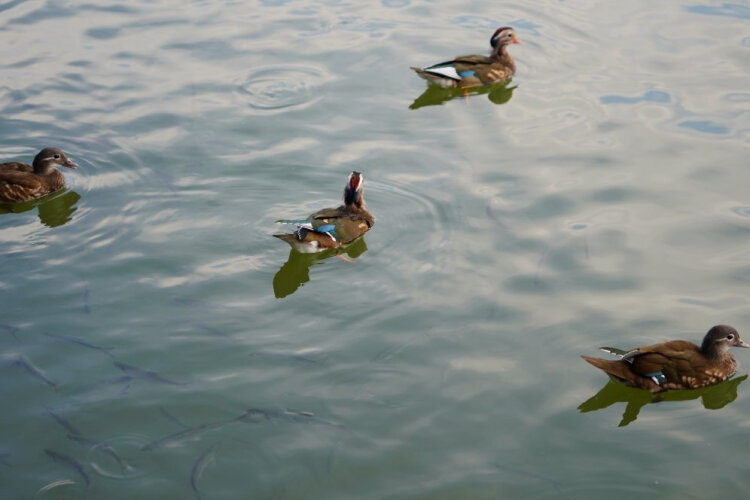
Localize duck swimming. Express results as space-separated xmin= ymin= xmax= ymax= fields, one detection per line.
xmin=411 ymin=26 xmax=520 ymax=88
xmin=0 ymin=147 xmax=78 ymax=203
xmin=582 ymin=325 xmax=749 ymax=392
xmin=274 ymin=171 xmax=374 ymax=253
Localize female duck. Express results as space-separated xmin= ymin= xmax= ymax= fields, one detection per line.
xmin=274 ymin=171 xmax=374 ymax=253
xmin=582 ymin=325 xmax=749 ymax=392
xmin=411 ymin=26 xmax=520 ymax=88
xmin=0 ymin=147 xmax=78 ymax=202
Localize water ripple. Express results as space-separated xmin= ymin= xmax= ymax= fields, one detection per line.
xmin=238 ymin=65 xmax=328 ymax=113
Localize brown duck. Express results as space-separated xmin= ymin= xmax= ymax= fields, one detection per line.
xmin=0 ymin=147 xmax=78 ymax=202
xmin=274 ymin=171 xmax=374 ymax=253
xmin=582 ymin=325 xmax=749 ymax=392
xmin=411 ymin=26 xmax=520 ymax=88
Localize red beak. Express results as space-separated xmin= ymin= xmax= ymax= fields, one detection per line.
xmin=512 ymin=36 xmax=521 ymax=45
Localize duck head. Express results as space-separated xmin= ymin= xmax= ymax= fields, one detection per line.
xmin=343 ymin=171 xmax=365 ymax=208
xmin=490 ymin=27 xmax=520 ymax=53
xmin=33 ymin=147 xmax=78 ymax=175
xmin=701 ymin=324 xmax=749 ymax=358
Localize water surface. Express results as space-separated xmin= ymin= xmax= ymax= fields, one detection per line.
xmin=1 ymin=0 xmax=750 ymax=498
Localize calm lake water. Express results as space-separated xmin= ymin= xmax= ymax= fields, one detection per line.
xmin=2 ymin=0 xmax=750 ymax=498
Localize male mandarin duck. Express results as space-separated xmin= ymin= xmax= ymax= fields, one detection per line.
xmin=411 ymin=26 xmax=520 ymax=88
xmin=0 ymin=147 xmax=78 ymax=203
xmin=582 ymin=325 xmax=749 ymax=392
xmin=274 ymin=171 xmax=374 ymax=253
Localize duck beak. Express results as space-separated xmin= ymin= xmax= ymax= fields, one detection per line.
xmin=512 ymin=36 xmax=521 ymax=44
xmin=739 ymin=340 xmax=750 ymax=348
xmin=64 ymin=158 xmax=78 ymax=169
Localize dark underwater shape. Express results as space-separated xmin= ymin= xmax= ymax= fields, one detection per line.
xmin=0 ymin=324 xmax=19 ymax=340
xmin=142 ymin=420 xmax=231 ymax=451
xmin=44 ymin=449 xmax=90 ymax=486
xmin=44 ymin=332 xmax=114 ymax=356
xmin=46 ymin=408 xmax=82 ymax=436
xmin=191 ymin=444 xmax=218 ymax=500
xmin=113 ymin=361 xmax=186 ymax=386
xmin=160 ymin=406 xmax=191 ymax=429
xmin=579 ymin=375 xmax=748 ymax=427
xmin=409 ymin=80 xmax=515 ymax=109
xmin=10 ymin=354 xmax=58 ymax=390
xmin=273 ymin=236 xmax=368 ymax=299
xmin=66 ymin=434 xmax=129 ymax=473
xmin=238 ymin=408 xmax=349 ymax=431
xmin=83 ymin=287 xmax=91 ymax=314
xmin=143 ymin=407 xmax=348 ymax=451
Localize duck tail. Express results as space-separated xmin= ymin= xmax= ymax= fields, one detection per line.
xmin=581 ymin=355 xmax=634 ymax=382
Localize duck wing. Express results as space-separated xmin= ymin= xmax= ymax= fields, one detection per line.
xmin=309 ymin=206 xmax=371 ymax=243
xmin=627 ymin=341 xmax=717 ymax=388
xmin=419 ymin=55 xmax=492 ymax=81
xmin=0 ymin=171 xmax=46 ymax=202
xmin=0 ymin=162 xmax=33 ymax=173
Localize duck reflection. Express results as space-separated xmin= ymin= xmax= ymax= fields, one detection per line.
xmin=0 ymin=188 xmax=81 ymax=228
xmin=578 ymin=375 xmax=748 ymax=427
xmin=273 ymin=237 xmax=368 ymax=299
xmin=409 ymin=81 xmax=515 ymax=110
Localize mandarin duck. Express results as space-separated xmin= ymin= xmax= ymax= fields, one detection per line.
xmin=411 ymin=26 xmax=520 ymax=88
xmin=274 ymin=171 xmax=374 ymax=253
xmin=582 ymin=325 xmax=749 ymax=392
xmin=0 ymin=148 xmax=78 ymax=203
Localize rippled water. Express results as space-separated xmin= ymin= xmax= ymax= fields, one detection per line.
xmin=2 ymin=0 xmax=750 ymax=498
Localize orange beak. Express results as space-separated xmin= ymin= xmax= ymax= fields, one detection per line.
xmin=512 ymin=36 xmax=521 ymax=44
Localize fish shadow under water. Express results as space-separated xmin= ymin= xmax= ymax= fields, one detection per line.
xmin=409 ymin=81 xmax=516 ymax=110
xmin=578 ymin=374 xmax=748 ymax=427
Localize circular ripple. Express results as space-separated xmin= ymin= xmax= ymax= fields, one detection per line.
xmin=238 ymin=65 xmax=326 ymax=112
xmin=86 ymin=434 xmax=157 ymax=480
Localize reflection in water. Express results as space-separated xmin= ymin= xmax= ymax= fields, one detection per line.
xmin=409 ymin=81 xmax=515 ymax=110
xmin=0 ymin=189 xmax=81 ymax=228
xmin=578 ymin=375 xmax=748 ymax=427
xmin=273 ymin=237 xmax=368 ymax=298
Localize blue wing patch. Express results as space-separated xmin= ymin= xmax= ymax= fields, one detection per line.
xmin=458 ymin=70 xmax=476 ymax=78
xmin=316 ymin=224 xmax=336 ymax=235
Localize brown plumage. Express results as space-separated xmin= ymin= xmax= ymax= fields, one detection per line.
xmin=411 ymin=27 xmax=520 ymax=88
xmin=0 ymin=147 xmax=78 ymax=202
xmin=274 ymin=171 xmax=374 ymax=253
xmin=582 ymin=325 xmax=749 ymax=392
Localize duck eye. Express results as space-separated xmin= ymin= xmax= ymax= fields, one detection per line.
xmin=53 ymin=154 xmax=61 ymax=159
xmin=727 ymin=334 xmax=735 ymax=340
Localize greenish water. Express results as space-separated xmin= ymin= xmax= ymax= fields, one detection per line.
xmin=2 ymin=0 xmax=750 ymax=498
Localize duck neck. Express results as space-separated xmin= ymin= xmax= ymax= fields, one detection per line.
xmin=33 ymin=162 xmax=56 ymax=176
xmin=492 ymin=45 xmax=515 ymax=71
xmin=701 ymin=340 xmax=729 ymax=360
